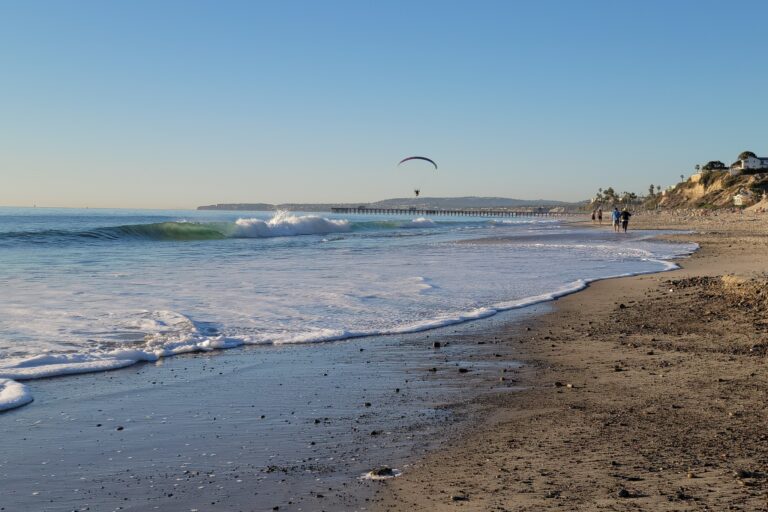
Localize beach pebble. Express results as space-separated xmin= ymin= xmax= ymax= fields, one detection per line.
xmin=362 ymin=466 xmax=401 ymax=480
xmin=733 ymin=469 xmax=761 ymax=479
xmin=451 ymin=494 xmax=469 ymax=501
xmin=371 ymin=466 xmax=396 ymax=477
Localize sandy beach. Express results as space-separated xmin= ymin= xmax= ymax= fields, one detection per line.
xmin=372 ymin=210 xmax=768 ymax=511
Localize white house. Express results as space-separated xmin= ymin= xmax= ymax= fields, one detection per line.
xmin=730 ymin=155 xmax=768 ymax=175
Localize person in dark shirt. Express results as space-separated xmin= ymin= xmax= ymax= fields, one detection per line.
xmin=620 ymin=208 xmax=632 ymax=233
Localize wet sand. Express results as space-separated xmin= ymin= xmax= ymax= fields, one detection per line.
xmin=373 ymin=211 xmax=768 ymax=510
xmin=0 ymin=304 xmax=540 ymax=512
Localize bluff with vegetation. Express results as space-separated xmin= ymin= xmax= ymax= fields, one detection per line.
xmin=651 ymin=171 xmax=768 ymax=209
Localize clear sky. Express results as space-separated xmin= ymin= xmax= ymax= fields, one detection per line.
xmin=1 ymin=0 xmax=767 ymax=208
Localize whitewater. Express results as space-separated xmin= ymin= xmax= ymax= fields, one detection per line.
xmin=0 ymin=207 xmax=697 ymax=411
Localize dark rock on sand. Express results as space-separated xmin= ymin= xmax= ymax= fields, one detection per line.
xmin=370 ymin=466 xmax=397 ymax=478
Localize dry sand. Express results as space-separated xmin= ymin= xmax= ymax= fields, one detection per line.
xmin=372 ymin=210 xmax=768 ymax=511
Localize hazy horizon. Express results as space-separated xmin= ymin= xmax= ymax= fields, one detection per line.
xmin=0 ymin=194 xmax=579 ymax=211
xmin=2 ymin=1 xmax=767 ymax=209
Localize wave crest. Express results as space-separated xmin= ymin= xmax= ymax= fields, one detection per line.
xmin=233 ymin=211 xmax=351 ymax=238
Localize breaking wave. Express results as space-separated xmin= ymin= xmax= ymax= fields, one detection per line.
xmin=0 ymin=212 xmax=451 ymax=244
xmin=232 ymin=212 xmax=351 ymax=237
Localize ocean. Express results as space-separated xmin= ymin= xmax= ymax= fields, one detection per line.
xmin=0 ymin=207 xmax=697 ymax=411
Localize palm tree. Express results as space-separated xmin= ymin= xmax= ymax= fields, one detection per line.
xmin=680 ymin=174 xmax=685 ymax=183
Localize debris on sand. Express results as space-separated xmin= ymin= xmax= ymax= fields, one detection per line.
xmin=361 ymin=466 xmax=402 ymax=480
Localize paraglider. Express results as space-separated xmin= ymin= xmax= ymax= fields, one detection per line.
xmin=398 ymin=156 xmax=438 ymax=170
xmin=399 ymin=156 xmax=437 ymax=197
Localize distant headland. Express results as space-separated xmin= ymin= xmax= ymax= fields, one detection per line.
xmin=197 ymin=197 xmax=579 ymax=212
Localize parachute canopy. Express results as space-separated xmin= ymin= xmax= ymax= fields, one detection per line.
xmin=398 ymin=156 xmax=437 ymax=170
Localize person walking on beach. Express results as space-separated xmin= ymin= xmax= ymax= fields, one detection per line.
xmin=591 ymin=209 xmax=596 ymax=223
xmin=597 ymin=207 xmax=603 ymax=225
xmin=620 ymin=208 xmax=632 ymax=233
xmin=611 ymin=207 xmax=621 ymax=232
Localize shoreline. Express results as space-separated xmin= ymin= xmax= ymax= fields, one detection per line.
xmin=372 ymin=211 xmax=768 ymax=510
xmin=0 ymin=290 xmax=549 ymax=511
xmin=2 ymin=212 xmax=762 ymax=510
xmin=0 ymin=215 xmax=693 ymax=413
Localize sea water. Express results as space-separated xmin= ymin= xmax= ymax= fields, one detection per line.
xmin=0 ymin=207 xmax=696 ymax=410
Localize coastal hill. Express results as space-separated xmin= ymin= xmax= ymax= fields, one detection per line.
xmin=655 ymin=171 xmax=768 ymax=209
xmin=198 ymin=197 xmax=578 ymax=212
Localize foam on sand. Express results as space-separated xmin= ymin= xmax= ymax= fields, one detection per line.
xmin=0 ymin=378 xmax=33 ymax=412
xmin=0 ymin=252 xmax=695 ymax=412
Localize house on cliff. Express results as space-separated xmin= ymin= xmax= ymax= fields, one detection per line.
xmin=730 ymin=153 xmax=768 ymax=176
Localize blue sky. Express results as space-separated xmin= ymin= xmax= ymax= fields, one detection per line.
xmin=1 ymin=0 xmax=767 ymax=208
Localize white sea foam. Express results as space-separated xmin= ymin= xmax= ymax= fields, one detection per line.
xmin=0 ymin=209 xmax=699 ymax=411
xmin=0 ymin=378 xmax=33 ymax=412
xmin=0 ymin=252 xmax=686 ymax=408
xmin=232 ymin=211 xmax=350 ymax=237
xmin=401 ymin=217 xmax=436 ymax=228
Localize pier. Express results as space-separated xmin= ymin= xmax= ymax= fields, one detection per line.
xmin=331 ymin=207 xmax=583 ymax=218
